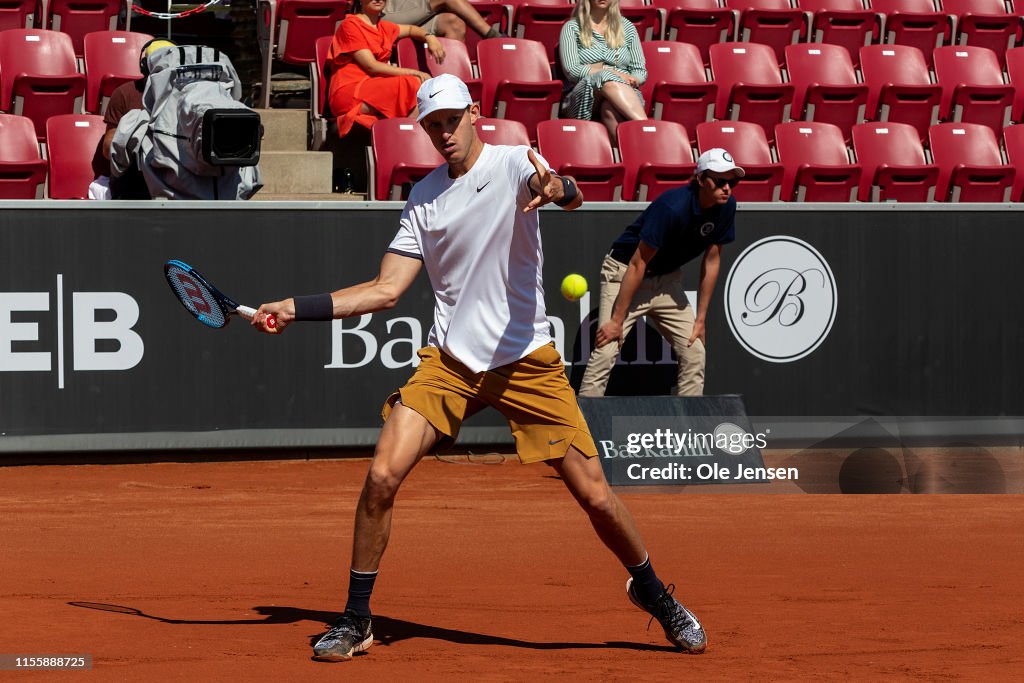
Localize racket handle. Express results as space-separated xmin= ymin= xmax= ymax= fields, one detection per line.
xmin=237 ymin=306 xmax=278 ymax=332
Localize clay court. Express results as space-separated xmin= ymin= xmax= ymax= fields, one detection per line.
xmin=1 ymin=452 xmax=1022 ymax=681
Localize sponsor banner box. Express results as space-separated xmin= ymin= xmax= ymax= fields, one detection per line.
xmin=579 ymin=396 xmax=768 ymax=486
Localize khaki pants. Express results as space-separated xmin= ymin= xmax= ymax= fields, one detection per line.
xmin=384 ymin=0 xmax=441 ymax=33
xmin=579 ymin=254 xmax=705 ymax=397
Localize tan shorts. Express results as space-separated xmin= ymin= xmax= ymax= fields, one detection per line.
xmin=384 ymin=0 xmax=441 ymax=34
xmin=382 ymin=344 xmax=598 ymax=464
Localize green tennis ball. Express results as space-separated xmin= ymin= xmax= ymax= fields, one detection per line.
xmin=560 ymin=273 xmax=588 ymax=301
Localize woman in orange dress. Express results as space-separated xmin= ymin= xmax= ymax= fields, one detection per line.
xmin=328 ymin=0 xmax=446 ymax=137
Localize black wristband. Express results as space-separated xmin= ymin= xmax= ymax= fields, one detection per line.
xmin=555 ymin=176 xmax=578 ymax=207
xmin=292 ymin=293 xmax=334 ymax=321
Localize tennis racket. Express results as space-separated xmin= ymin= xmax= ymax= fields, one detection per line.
xmin=164 ymin=259 xmax=276 ymax=331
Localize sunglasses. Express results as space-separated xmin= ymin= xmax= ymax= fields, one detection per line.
xmin=705 ymin=175 xmax=741 ymax=189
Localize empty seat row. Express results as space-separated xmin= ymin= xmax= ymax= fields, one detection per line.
xmin=0 ymin=29 xmax=152 ymax=140
xmin=634 ymin=0 xmax=1024 ymax=67
xmin=369 ymin=116 xmax=1024 ymax=203
xmin=0 ymin=112 xmax=106 ymax=199
xmin=0 ymin=0 xmax=124 ymax=55
xmin=645 ymin=41 xmax=1024 ymax=142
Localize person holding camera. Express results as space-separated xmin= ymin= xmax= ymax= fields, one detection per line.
xmin=89 ymin=39 xmax=176 ymax=200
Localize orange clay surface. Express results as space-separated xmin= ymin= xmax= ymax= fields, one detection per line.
xmin=1 ymin=456 xmax=1022 ymax=681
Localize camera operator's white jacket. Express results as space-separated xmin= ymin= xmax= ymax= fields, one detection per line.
xmin=111 ymin=45 xmax=263 ymax=200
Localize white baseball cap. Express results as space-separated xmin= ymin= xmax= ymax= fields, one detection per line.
xmin=695 ymin=148 xmax=745 ymax=177
xmin=416 ymin=74 xmax=473 ymax=122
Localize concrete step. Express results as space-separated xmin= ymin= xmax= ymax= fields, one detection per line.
xmin=258 ymin=150 xmax=334 ymax=194
xmin=257 ymin=108 xmax=309 ymax=152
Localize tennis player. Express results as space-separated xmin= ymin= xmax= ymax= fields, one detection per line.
xmin=252 ymin=74 xmax=706 ymax=661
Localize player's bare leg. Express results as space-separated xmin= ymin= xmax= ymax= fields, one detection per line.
xmin=313 ymin=403 xmax=439 ymax=662
xmin=352 ymin=402 xmax=441 ymax=571
xmin=549 ymin=446 xmax=708 ymax=653
xmin=548 ymin=446 xmax=647 ymax=565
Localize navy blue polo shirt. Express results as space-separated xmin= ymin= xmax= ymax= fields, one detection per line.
xmin=610 ymin=183 xmax=736 ymax=277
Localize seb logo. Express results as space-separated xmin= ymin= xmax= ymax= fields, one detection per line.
xmin=1 ymin=275 xmax=143 ymax=388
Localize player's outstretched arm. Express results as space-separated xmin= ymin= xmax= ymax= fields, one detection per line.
xmin=524 ymin=149 xmax=583 ymax=212
xmin=252 ymin=252 xmax=422 ymax=333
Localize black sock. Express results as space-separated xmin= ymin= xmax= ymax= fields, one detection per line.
xmin=344 ymin=569 xmax=378 ymax=618
xmin=626 ymin=555 xmax=665 ymax=606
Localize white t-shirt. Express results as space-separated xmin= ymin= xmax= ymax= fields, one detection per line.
xmin=388 ymin=144 xmax=553 ymax=374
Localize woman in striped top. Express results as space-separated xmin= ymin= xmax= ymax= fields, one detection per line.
xmin=558 ymin=0 xmax=648 ymax=144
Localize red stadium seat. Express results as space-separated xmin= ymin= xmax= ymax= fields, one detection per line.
xmin=786 ymin=43 xmax=868 ymax=141
xmin=477 ymin=38 xmax=561 ymax=143
xmin=799 ymin=0 xmax=880 ymax=67
xmin=257 ymin=0 xmax=350 ymax=107
xmin=509 ymin=0 xmax=574 ymax=63
xmin=851 ymin=121 xmax=938 ymax=201
xmin=775 ymin=121 xmax=861 ymax=201
xmin=860 ymin=44 xmax=941 ymax=140
xmin=536 ymin=119 xmax=625 ymax=200
xmin=45 ymin=114 xmax=105 ymax=199
xmin=309 ymin=35 xmax=332 ymax=150
xmin=933 ymin=45 xmax=1013 ymax=134
xmin=620 ymin=0 xmax=664 ymax=40
xmin=83 ymin=30 xmax=153 ymax=115
xmin=1006 ymin=46 xmax=1024 ymax=122
xmin=618 ymin=119 xmax=696 ymax=201
xmin=0 ymin=113 xmax=47 ymax=198
xmin=0 ymin=29 xmax=86 ymax=141
xmin=45 ymin=0 xmax=122 ymax=56
xmin=709 ymin=42 xmax=793 ymax=142
xmin=727 ymin=0 xmax=809 ymax=65
xmin=942 ymin=0 xmax=1022 ymax=68
xmin=872 ymin=0 xmax=953 ymax=67
xmin=651 ymin=0 xmax=737 ymax=66
xmin=0 ymin=0 xmax=41 ymax=31
xmin=1001 ymin=123 xmax=1024 ymax=200
xmin=641 ymin=41 xmax=717 ymax=145
xmin=929 ymin=121 xmax=1014 ymax=201
xmin=696 ymin=119 xmax=783 ymax=200
xmin=396 ymin=37 xmax=482 ymax=103
xmin=475 ymin=117 xmax=532 ymax=146
xmin=368 ymin=118 xmax=443 ymax=201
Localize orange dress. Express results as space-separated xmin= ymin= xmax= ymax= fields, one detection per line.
xmin=327 ymin=15 xmax=421 ymax=137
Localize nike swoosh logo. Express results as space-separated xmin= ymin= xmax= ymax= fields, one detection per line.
xmin=548 ymin=438 xmax=566 ymax=445
xmin=476 ymin=181 xmax=490 ymax=192
xmin=429 ymin=89 xmax=443 ymax=98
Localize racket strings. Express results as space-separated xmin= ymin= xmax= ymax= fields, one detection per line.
xmin=166 ymin=265 xmax=227 ymax=328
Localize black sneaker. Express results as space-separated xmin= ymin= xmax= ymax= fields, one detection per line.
xmin=627 ymin=578 xmax=707 ymax=654
xmin=312 ymin=610 xmax=373 ymax=662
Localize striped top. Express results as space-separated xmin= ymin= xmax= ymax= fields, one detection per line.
xmin=558 ymin=18 xmax=647 ymax=120
xmin=558 ymin=19 xmax=646 ymax=85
